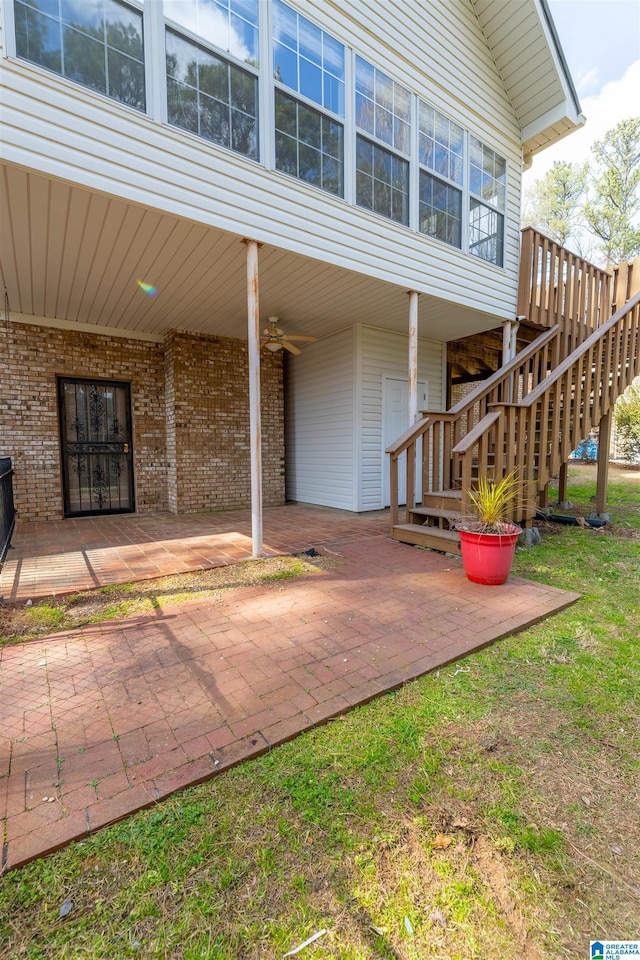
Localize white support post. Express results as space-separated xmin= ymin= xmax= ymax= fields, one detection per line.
xmin=408 ymin=290 xmax=419 ymax=424
xmin=244 ymin=238 xmax=263 ymax=558
xmin=502 ymin=318 xmax=521 ymax=403
xmin=502 ymin=320 xmax=512 ymax=364
xmin=510 ymin=319 xmax=520 ymax=361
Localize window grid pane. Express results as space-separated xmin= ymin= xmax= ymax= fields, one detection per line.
xmin=163 ymin=0 xmax=259 ymax=66
xmin=273 ymin=0 xmax=344 ymax=116
xmin=469 ymin=135 xmax=506 ymax=210
xmin=418 ymin=101 xmax=464 ymax=187
xmin=275 ymin=90 xmax=344 ymax=197
xmin=15 ymin=0 xmax=145 ymax=111
xmin=166 ymin=27 xmax=257 ymax=159
xmin=355 ymin=55 xmax=410 ymax=155
xmin=469 ymin=198 xmax=504 ymax=266
xmin=419 ymin=171 xmax=462 ymax=248
xmin=356 ymin=135 xmax=408 ymax=225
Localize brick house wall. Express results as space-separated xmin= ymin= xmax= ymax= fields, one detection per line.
xmin=0 ymin=322 xmax=284 ymax=522
xmin=164 ymin=330 xmax=284 ymax=513
xmin=1 ymin=323 xmax=167 ymax=522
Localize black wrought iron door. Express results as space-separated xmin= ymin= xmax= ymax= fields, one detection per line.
xmin=58 ymin=378 xmax=135 ymax=517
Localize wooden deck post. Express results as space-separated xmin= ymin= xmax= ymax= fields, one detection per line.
xmin=244 ymin=238 xmax=263 ymax=558
xmin=557 ymin=462 xmax=568 ymax=503
xmin=596 ymin=409 xmax=612 ymax=515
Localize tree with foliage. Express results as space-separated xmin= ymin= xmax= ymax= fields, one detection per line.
xmin=523 ymin=159 xmax=588 ymax=248
xmin=614 ymin=376 xmax=640 ymax=462
xmin=583 ymin=117 xmax=640 ymax=264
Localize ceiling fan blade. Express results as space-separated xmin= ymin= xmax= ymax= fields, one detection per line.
xmin=282 ymin=335 xmax=318 ymax=342
xmin=281 ymin=340 xmax=302 ymax=355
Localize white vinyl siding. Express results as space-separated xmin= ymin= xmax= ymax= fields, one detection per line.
xmin=285 ymin=324 xmax=444 ymax=512
xmin=0 ymin=0 xmax=524 ymax=323
xmin=285 ymin=327 xmax=356 ymax=510
xmin=358 ymin=326 xmax=444 ymax=510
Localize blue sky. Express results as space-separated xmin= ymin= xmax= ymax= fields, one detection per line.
xmin=523 ymin=0 xmax=640 ymax=182
xmin=549 ymin=0 xmax=640 ymax=99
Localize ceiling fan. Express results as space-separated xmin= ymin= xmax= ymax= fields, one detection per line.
xmin=262 ymin=317 xmax=317 ymax=355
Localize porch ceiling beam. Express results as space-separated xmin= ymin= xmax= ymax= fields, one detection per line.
xmin=447 ymin=341 xmax=501 ymax=370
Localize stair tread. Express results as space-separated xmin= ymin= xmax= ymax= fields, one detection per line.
xmin=410 ymin=506 xmax=460 ymax=521
xmin=393 ymin=523 xmax=460 ymax=541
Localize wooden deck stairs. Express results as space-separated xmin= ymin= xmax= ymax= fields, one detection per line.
xmin=387 ymin=231 xmax=640 ymax=554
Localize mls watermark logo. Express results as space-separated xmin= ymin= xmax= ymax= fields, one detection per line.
xmin=591 ymin=941 xmax=640 ymax=958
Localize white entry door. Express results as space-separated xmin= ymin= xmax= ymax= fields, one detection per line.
xmin=382 ymin=377 xmax=427 ymax=507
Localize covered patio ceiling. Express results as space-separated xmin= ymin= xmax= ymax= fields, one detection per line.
xmin=0 ymin=162 xmax=502 ymax=346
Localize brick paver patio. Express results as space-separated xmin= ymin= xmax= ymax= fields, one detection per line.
xmin=0 ymin=504 xmax=390 ymax=602
xmin=0 ymin=508 xmax=580 ymax=872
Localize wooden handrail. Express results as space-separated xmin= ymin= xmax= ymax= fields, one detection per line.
xmin=518 ymin=227 xmax=612 ymax=347
xmin=447 ymin=324 xmax=560 ymax=414
xmin=521 ymin=290 xmax=640 ymax=408
xmin=386 ymin=324 xmax=560 ymax=458
xmin=452 ymin=291 xmax=640 ymax=523
xmin=519 ymin=226 xmax=607 ymax=282
xmin=386 ymin=416 xmax=432 ymax=458
xmin=387 ymin=232 xmax=640 ymax=539
xmin=451 ymin=410 xmax=502 ymax=454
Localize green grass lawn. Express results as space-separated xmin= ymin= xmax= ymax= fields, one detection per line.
xmin=1 ymin=464 xmax=639 ymax=959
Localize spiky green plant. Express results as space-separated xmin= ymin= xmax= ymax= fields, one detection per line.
xmin=464 ymin=471 xmax=522 ymax=533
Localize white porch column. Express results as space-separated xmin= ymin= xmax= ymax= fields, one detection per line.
xmin=502 ymin=319 xmax=512 ymax=364
xmin=501 ymin=318 xmax=521 ymax=364
xmin=510 ymin=319 xmax=520 ymax=360
xmin=244 ymin=238 xmax=263 ymax=558
xmin=502 ymin=318 xmax=521 ymax=402
xmin=408 ymin=290 xmax=419 ymax=424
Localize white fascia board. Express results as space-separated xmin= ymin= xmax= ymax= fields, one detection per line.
xmin=537 ymin=0 xmax=583 ymax=118
xmin=521 ymin=100 xmax=585 ymax=146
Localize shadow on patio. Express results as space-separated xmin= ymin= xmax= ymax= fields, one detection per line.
xmin=0 ymin=503 xmax=390 ymax=602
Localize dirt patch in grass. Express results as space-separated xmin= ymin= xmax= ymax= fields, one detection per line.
xmin=473 ymin=835 xmax=543 ymax=960
xmin=418 ymin=698 xmax=640 ymax=953
xmin=0 ymin=552 xmax=340 ymax=647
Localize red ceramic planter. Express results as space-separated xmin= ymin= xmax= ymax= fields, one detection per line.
xmin=458 ymin=527 xmax=521 ymax=585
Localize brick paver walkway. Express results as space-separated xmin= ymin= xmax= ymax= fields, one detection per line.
xmin=1 ymin=505 xmax=390 ymax=602
xmin=1 ymin=532 xmax=579 ymax=873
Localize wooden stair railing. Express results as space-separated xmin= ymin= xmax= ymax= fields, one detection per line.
xmin=386 ymin=324 xmax=561 ymax=530
xmin=453 ymin=291 xmax=640 ymax=527
xmin=518 ymin=227 xmax=613 ymax=358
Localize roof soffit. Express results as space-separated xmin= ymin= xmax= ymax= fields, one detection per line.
xmin=471 ymin=0 xmax=584 ymax=160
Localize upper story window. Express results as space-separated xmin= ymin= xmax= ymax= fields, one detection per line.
xmin=14 ymin=0 xmax=145 ymax=111
xmin=355 ymin=56 xmax=409 ymax=225
xmin=164 ymin=0 xmax=259 ymax=66
xmin=418 ymin=103 xmax=464 ymax=248
xmin=165 ymin=27 xmax=258 ymax=159
xmin=11 ymin=3 xmax=509 ymax=268
xmin=469 ymin=136 xmax=506 ymax=265
xmin=273 ymin=0 xmax=344 ymax=115
xmin=273 ymin=0 xmax=345 ymax=197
